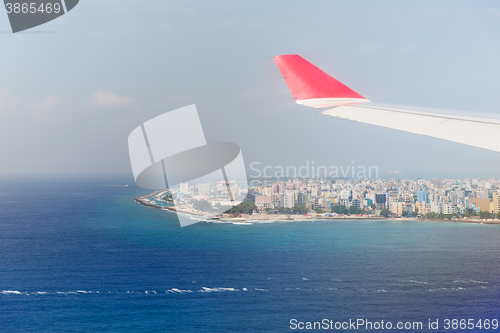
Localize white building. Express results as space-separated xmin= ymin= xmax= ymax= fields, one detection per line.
xmin=263 ymin=187 xmax=272 ymax=196
xmin=196 ymin=183 xmax=211 ymax=195
xmin=180 ymin=182 xmax=189 ymax=193
xmin=430 ymin=202 xmax=442 ymax=214
xmin=442 ymin=203 xmax=455 ymax=215
xmin=390 ymin=202 xmax=403 ymax=215
xmin=283 ymin=191 xmax=295 ymax=208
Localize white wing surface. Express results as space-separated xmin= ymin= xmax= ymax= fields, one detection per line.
xmin=274 ymin=55 xmax=500 ymax=153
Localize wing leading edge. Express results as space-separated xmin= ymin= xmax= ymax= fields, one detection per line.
xmin=274 ymin=54 xmax=500 ymax=153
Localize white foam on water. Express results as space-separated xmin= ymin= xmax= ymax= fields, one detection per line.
xmin=1 ymin=287 xmax=280 ymax=296
xmin=472 ymin=280 xmax=488 ymax=284
xmin=2 ymin=290 xmax=23 ymax=295
xmin=199 ymin=287 xmax=238 ymax=292
xmin=409 ymin=280 xmax=429 ymax=284
xmin=167 ymin=288 xmax=192 ymax=293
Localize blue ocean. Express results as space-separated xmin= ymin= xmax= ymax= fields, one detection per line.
xmin=1 ymin=178 xmax=499 ymax=332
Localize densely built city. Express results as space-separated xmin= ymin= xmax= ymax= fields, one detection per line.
xmin=163 ymin=177 xmax=500 ymax=219
xmin=249 ymin=177 xmax=500 ymax=218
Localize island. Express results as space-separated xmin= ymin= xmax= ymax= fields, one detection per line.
xmin=135 ymin=176 xmax=500 ymax=225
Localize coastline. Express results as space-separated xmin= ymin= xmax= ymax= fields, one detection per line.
xmin=135 ymin=192 xmax=500 ymax=225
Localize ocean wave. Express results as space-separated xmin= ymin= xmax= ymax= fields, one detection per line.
xmin=2 ymin=290 xmax=24 ymax=295
xmin=166 ymin=288 xmax=192 ymax=293
xmin=454 ymin=279 xmax=488 ymax=284
xmin=2 ymin=288 xmax=270 ymax=296
xmin=199 ymin=287 xmax=238 ymax=292
xmin=409 ymin=280 xmax=429 ymax=284
xmin=429 ymin=287 xmax=466 ymax=292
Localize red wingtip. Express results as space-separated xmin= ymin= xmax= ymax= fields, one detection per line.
xmin=274 ymin=55 xmax=366 ymax=103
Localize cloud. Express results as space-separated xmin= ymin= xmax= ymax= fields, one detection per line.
xmin=89 ymin=91 xmax=135 ymax=108
xmin=27 ymin=95 xmax=64 ymax=121
xmin=0 ymin=89 xmax=18 ymax=114
xmin=484 ymin=8 xmax=500 ymax=17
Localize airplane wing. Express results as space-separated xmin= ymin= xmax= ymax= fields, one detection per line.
xmin=274 ymin=54 xmax=500 ymax=153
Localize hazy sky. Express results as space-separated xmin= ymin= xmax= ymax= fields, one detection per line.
xmin=1 ymin=0 xmax=500 ymax=179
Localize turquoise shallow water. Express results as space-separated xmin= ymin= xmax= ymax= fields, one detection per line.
xmin=0 ymin=178 xmax=499 ymax=332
